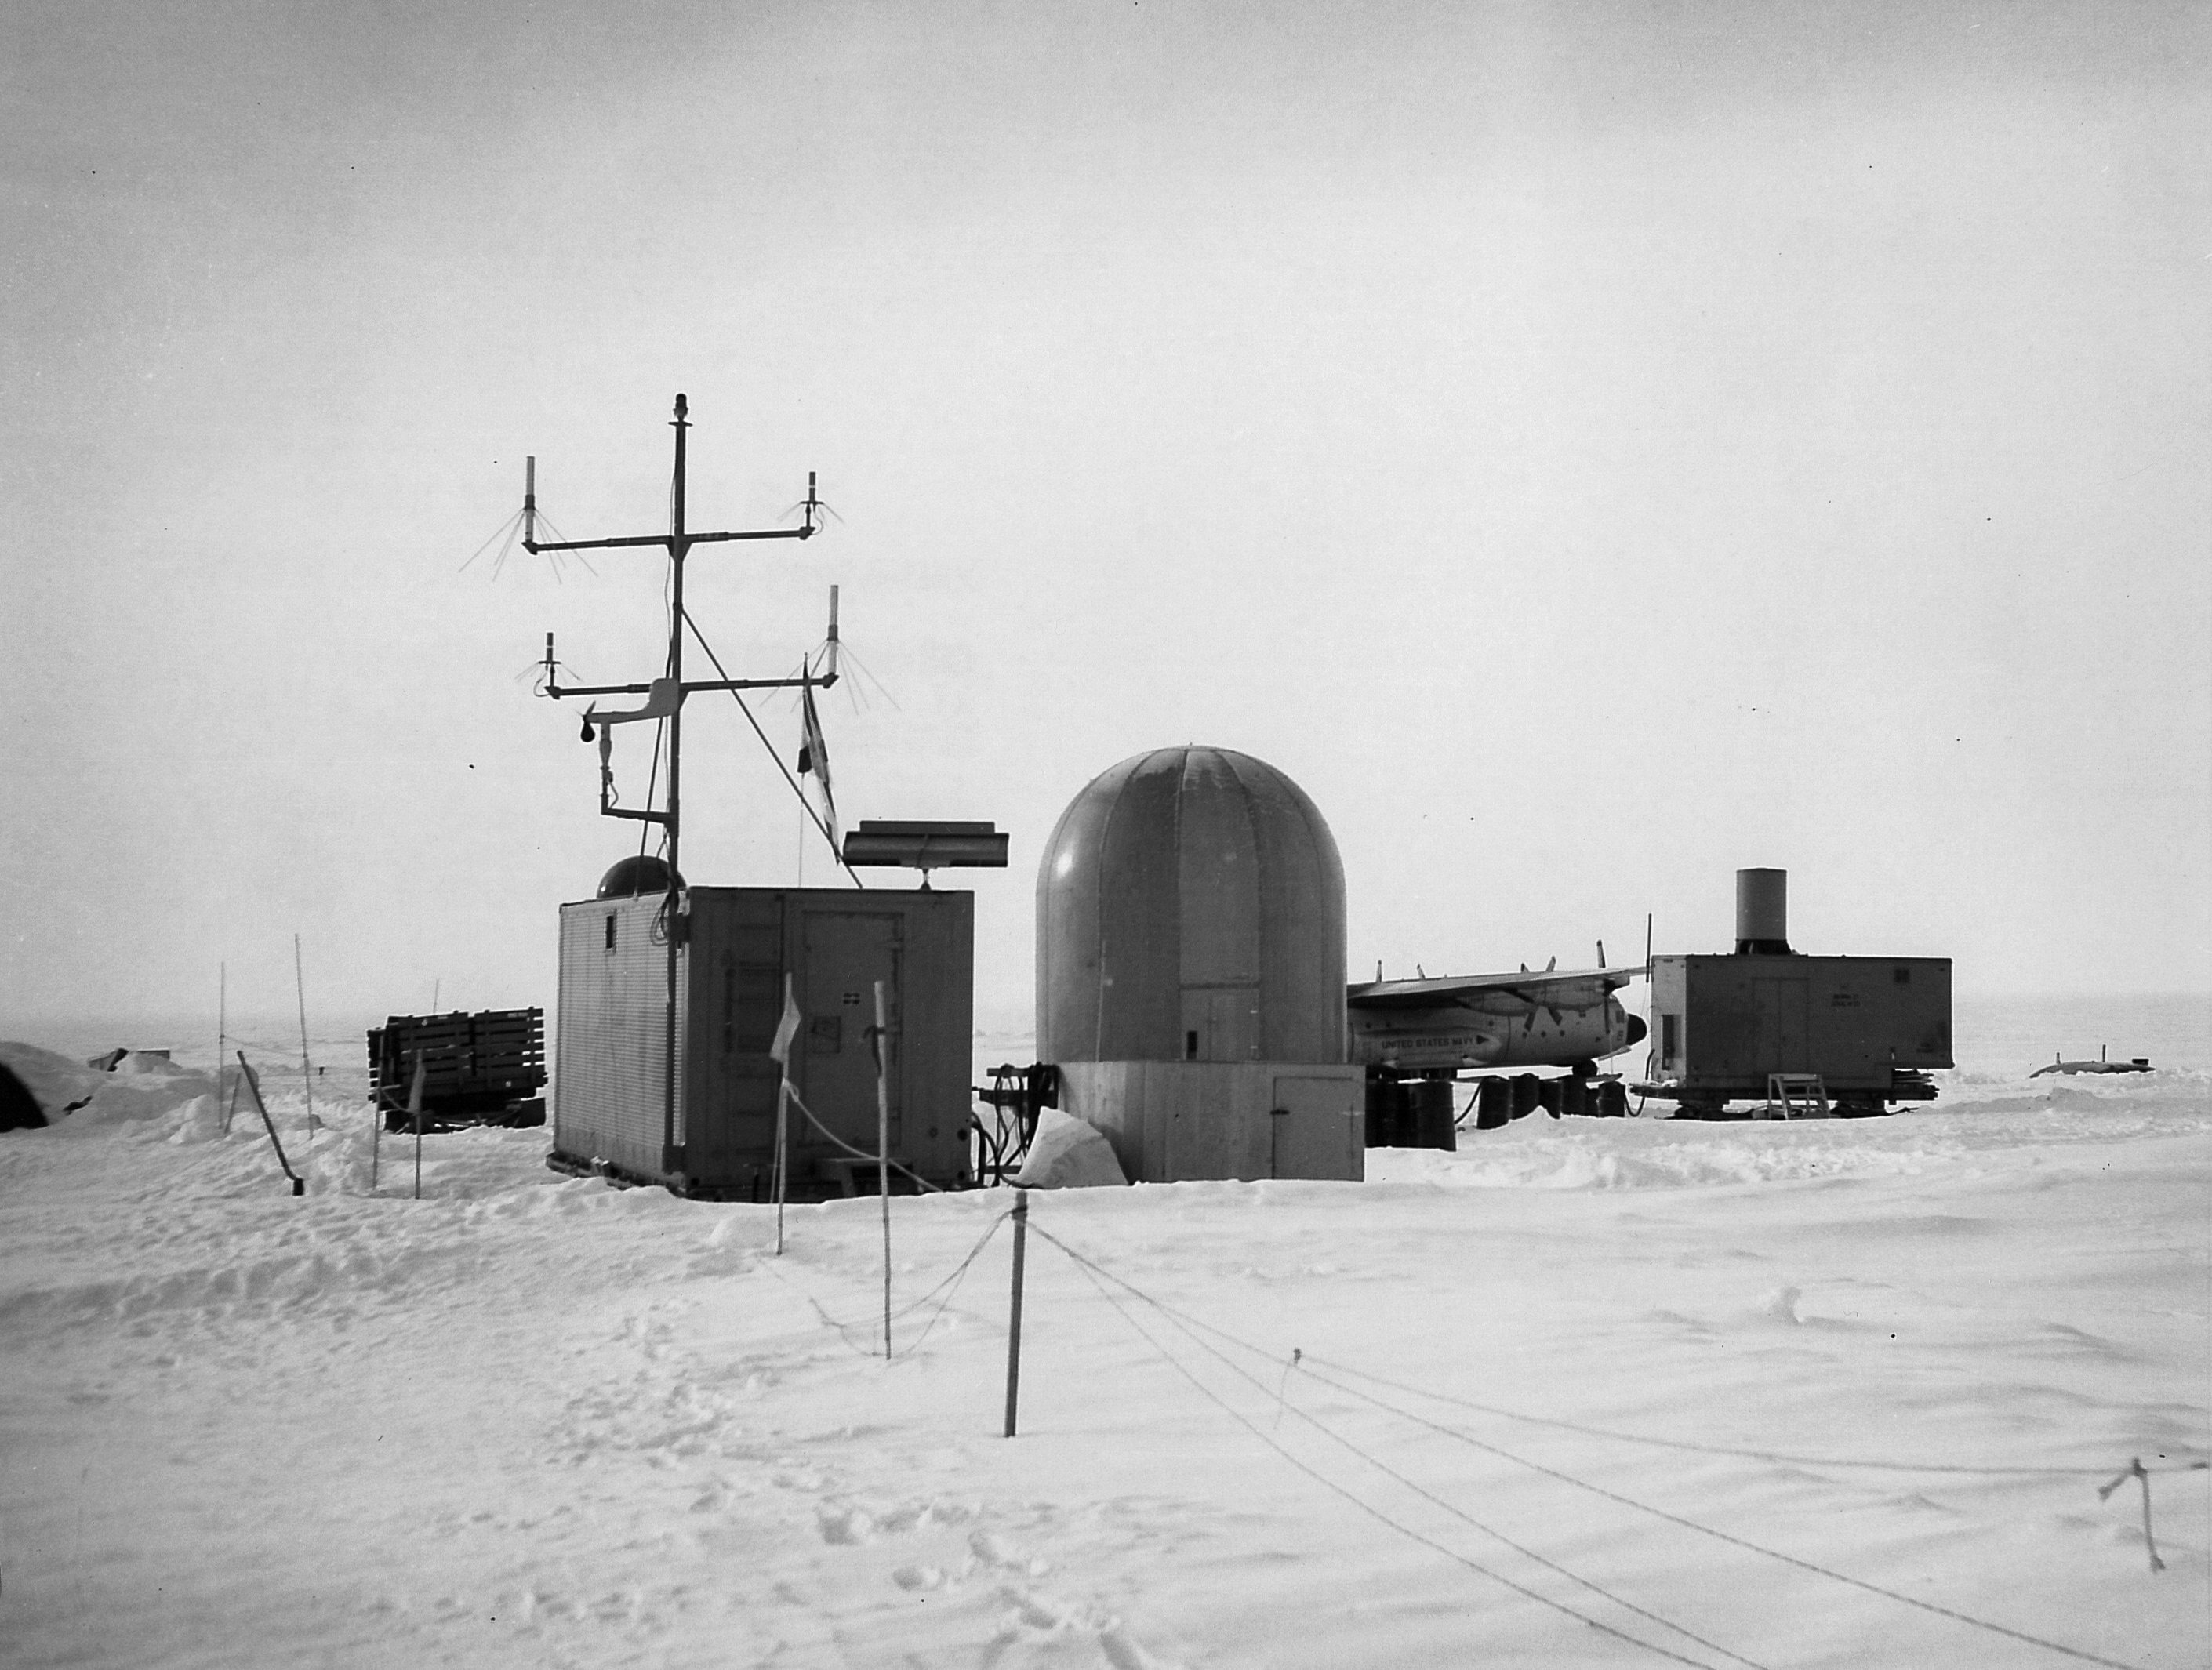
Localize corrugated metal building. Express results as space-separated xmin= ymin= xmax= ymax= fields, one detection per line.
xmin=554 ymin=886 xmax=974 ymax=1196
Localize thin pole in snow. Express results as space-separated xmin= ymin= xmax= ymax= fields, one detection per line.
xmin=1004 ymin=1189 xmax=1028 ymax=1437
xmin=216 ymin=962 xmax=227 ymax=1133
xmin=295 ymin=935 xmax=317 ymax=1137
xmin=411 ymin=1051 xmax=427 ymax=1200
xmin=773 ymin=1078 xmax=790 ymax=1255
xmin=874 ymin=979 xmax=892 ymax=1360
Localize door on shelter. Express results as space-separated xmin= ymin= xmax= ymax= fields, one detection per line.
xmin=801 ymin=911 xmax=903 ymax=1150
xmin=1752 ymin=978 xmax=1810 ymax=1073
xmin=1179 ymin=985 xmax=1259 ymax=1062
xmin=1267 ymin=1074 xmax=1362 ymax=1180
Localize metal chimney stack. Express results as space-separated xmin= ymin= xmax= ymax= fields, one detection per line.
xmin=1734 ymin=868 xmax=1792 ymax=955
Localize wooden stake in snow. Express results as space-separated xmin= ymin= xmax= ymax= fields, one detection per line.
xmin=874 ymin=980 xmax=892 ymax=1360
xmin=1003 ymin=1189 xmax=1029 ymax=1438
xmin=412 ymin=1051 xmax=428 ymax=1201
xmin=768 ymin=975 xmax=802 ymax=1257
xmin=216 ymin=962 xmax=229 ymax=1135
xmin=773 ymin=1080 xmax=790 ymax=1255
xmin=295 ymin=935 xmax=317 ymax=1136
xmin=237 ymin=1053 xmax=304 ymax=1196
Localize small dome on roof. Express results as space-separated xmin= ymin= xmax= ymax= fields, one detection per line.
xmin=597 ymin=855 xmax=684 ymax=899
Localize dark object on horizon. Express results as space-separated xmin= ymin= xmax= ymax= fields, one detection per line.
xmin=2031 ymin=1049 xmax=2152 ymax=1077
xmin=0 ymin=1062 xmax=46 ymax=1131
xmin=1364 ymin=1075 xmax=1457 ymax=1151
xmin=597 ymin=855 xmax=685 ymax=899
xmin=841 ymin=820 xmax=1008 ymax=877
xmin=367 ymin=1009 xmax=547 ymax=1131
xmin=85 ymin=1047 xmax=171 ymax=1071
xmin=1635 ymin=868 xmax=1953 ymax=1120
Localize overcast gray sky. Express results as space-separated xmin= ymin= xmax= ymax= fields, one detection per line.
xmin=5 ymin=0 xmax=2207 ymax=1034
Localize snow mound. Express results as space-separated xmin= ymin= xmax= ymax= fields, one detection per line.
xmin=1369 ymin=1074 xmax=2210 ymax=1191
xmin=0 ymin=1042 xmax=110 ymax=1121
xmin=166 ymin=1094 xmax=225 ymax=1145
xmin=1371 ymin=1127 xmax=1955 ymax=1189
xmin=2 ymin=1040 xmax=220 ymax=1134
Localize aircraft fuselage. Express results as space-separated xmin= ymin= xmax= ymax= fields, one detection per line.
xmin=1346 ymin=982 xmax=1644 ymax=1073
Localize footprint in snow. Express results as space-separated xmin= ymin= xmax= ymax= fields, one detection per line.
xmin=970 ymin=1528 xmax=1050 ymax=1576
xmin=818 ymin=1505 xmax=874 ymax=1545
xmin=993 ymin=1586 xmax=1174 ymax=1668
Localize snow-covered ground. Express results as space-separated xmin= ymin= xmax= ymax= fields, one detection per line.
xmin=2 ymin=1022 xmax=2206 ymax=1668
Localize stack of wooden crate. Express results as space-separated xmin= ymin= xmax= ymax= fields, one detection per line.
xmin=367 ymin=1008 xmax=546 ymax=1131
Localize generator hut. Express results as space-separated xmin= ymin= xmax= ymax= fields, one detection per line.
xmin=550 ymin=862 xmax=982 ymax=1197
xmin=1636 ymin=868 xmax=1952 ymax=1118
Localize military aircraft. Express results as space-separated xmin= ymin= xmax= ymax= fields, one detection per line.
xmin=1346 ymin=953 xmax=1647 ymax=1075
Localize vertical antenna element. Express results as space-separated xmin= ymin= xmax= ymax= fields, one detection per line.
xmin=805 ymin=470 xmax=821 ymax=534
xmin=524 ymin=456 xmax=537 ymax=547
xmin=295 ymin=935 xmax=317 ymax=1136
xmin=875 ymin=980 xmax=892 ymax=1360
xmin=826 ymin=584 xmax=840 ymax=681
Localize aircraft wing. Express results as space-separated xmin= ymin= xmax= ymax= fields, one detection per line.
xmin=1346 ymin=965 xmax=1645 ymax=1011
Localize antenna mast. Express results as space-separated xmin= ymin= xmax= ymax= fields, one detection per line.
xmin=524 ymin=394 xmax=830 ymax=1173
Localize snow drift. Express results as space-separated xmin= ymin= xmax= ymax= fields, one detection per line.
xmin=0 ymin=1039 xmax=2204 ymax=1669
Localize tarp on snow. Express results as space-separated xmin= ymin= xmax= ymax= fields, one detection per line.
xmin=1012 ymin=1107 xmax=1129 ymax=1189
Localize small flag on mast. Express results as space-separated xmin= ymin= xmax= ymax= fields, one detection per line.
xmin=769 ymin=975 xmax=802 ymax=1067
xmin=797 ymin=668 xmax=840 ymax=848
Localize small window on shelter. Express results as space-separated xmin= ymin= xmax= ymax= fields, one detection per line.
xmin=605 ymin=915 xmax=617 ymax=952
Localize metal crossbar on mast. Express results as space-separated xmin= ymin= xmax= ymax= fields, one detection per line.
xmin=524 ymin=392 xmax=830 ymax=1173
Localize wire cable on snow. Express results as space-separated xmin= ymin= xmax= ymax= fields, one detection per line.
xmin=1031 ymin=1226 xmax=2159 ymax=1670
xmin=1294 ymin=1352 xmax=2209 ymax=1479
xmin=1284 ymin=1360 xmax=2157 ymax=1670
xmin=1034 ymin=1225 xmax=1764 ymax=1670
xmin=761 ymin=1209 xmax=1009 ymax=1359
xmin=780 ymin=1083 xmax=942 ymax=1195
